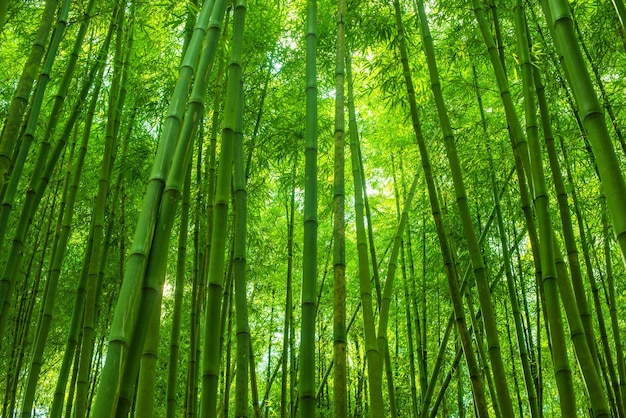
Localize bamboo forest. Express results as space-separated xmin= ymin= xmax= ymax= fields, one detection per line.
xmin=3 ymin=0 xmax=626 ymax=416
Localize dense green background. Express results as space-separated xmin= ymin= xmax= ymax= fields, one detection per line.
xmin=0 ymin=0 xmax=625 ymax=416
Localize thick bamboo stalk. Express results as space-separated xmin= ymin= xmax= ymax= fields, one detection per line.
xmin=298 ymin=0 xmax=318 ymax=415
xmin=116 ymin=2 xmax=229 ymax=415
xmin=233 ymin=68 xmax=250 ymax=418
xmin=544 ymin=0 xmax=626 ymax=272
xmin=281 ymin=157 xmax=296 ymax=418
xmin=88 ymin=2 xmax=218 ymax=416
xmin=200 ymin=2 xmax=244 ymax=416
xmin=333 ymin=0 xmax=347 ymax=414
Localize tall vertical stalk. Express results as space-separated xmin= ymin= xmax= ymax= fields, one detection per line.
xmin=200 ymin=2 xmax=244 ymax=416
xmin=165 ymin=158 xmax=193 ymax=418
xmin=299 ymin=0 xmax=318 ymax=415
xmin=346 ymin=53 xmax=385 ymax=417
xmin=333 ymin=0 xmax=347 ymax=415
xmin=233 ymin=59 xmax=250 ymax=417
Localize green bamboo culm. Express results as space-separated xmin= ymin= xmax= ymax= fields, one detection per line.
xmin=531 ymin=30 xmax=602 ymax=387
xmin=47 ymin=63 xmax=105 ymax=418
xmin=187 ymin=23 xmax=227 ymax=417
xmin=414 ymin=0 xmax=515 ymax=415
xmin=165 ymin=162 xmax=193 ymax=418
xmin=299 ymin=0 xmax=318 ymax=415
xmin=200 ymin=2 xmax=245 ymax=417
xmin=114 ymin=1 xmax=229 ymax=415
xmin=532 ymin=18 xmax=615 ymax=418
xmin=545 ymin=0 xmax=626 ymax=270
xmin=75 ymin=2 xmax=129 ymax=416
xmin=333 ymin=0 xmax=347 ymax=415
xmin=281 ymin=156 xmax=297 ymax=418
xmin=600 ymin=194 xmax=626 ymax=412
xmin=346 ymin=52 xmax=385 ymax=417
xmin=233 ymin=47 xmax=250 ymax=417
xmin=0 ymin=0 xmax=10 ymax=34
xmin=88 ymin=1 xmax=218 ymax=416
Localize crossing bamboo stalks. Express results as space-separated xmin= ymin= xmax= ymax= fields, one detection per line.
xmin=471 ymin=1 xmax=584 ymax=414
xmin=22 ymin=58 xmax=105 ymax=418
xmin=0 ymin=19 xmax=114 ymax=342
xmin=0 ymin=0 xmax=96 ymax=248
xmin=489 ymin=151 xmax=539 ymax=417
xmin=518 ymin=2 xmax=610 ymax=416
xmin=0 ymin=0 xmax=57 ymax=195
xmin=75 ymin=4 xmax=130 ymax=416
xmin=392 ymin=1 xmax=489 ymax=414
xmin=415 ymin=1 xmax=515 ymax=414
xmin=116 ymin=2 xmax=229 ymax=416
